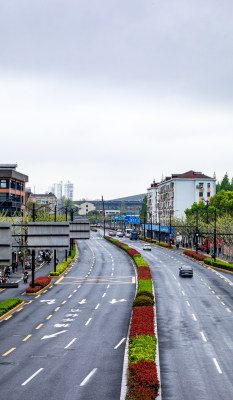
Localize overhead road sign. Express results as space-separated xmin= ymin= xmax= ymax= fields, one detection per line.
xmin=0 ymin=223 xmax=12 ymax=266
xmin=27 ymin=222 xmax=70 ymax=249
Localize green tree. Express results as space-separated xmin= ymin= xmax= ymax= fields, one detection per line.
xmin=140 ymin=196 xmax=147 ymax=222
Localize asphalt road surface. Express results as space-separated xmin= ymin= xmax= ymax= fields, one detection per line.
xmin=123 ymin=236 xmax=233 ymax=400
xmin=0 ymin=233 xmax=135 ymax=400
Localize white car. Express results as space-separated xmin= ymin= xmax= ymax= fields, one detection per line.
xmin=116 ymin=231 xmax=123 ymax=237
xmin=143 ymin=243 xmax=151 ymax=251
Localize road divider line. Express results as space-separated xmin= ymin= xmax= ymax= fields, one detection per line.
xmin=46 ymin=315 xmax=52 ymax=320
xmin=23 ymin=334 xmax=32 ymax=342
xmin=80 ymin=368 xmax=98 ymax=386
xmin=85 ymin=318 xmax=92 ymax=326
xmin=213 ymin=358 xmax=222 ymax=374
xmin=54 ymin=307 xmax=60 ymax=312
xmin=2 ymin=347 xmax=16 ymax=356
xmin=186 ymin=301 xmax=190 ymax=307
xmin=192 ymin=314 xmax=197 ymax=321
xmin=102 ymin=293 xmax=106 ymax=298
xmin=200 ymin=331 xmax=207 ymax=342
xmin=226 ymin=308 xmax=231 ymax=312
xmin=107 ymin=285 xmax=110 ymax=289
xmin=114 ymin=337 xmax=126 ymax=349
xmin=62 ymin=300 xmax=67 ymax=304
xmin=36 ymin=324 xmax=43 ymax=330
xmin=95 ymin=303 xmax=100 ymax=310
xmin=21 ymin=368 xmax=44 ymax=386
xmin=64 ymin=338 xmax=77 ymax=349
xmin=221 ymin=301 xmax=225 ymax=305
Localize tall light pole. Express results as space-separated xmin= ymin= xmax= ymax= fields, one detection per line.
xmin=102 ymin=196 xmax=105 ymax=237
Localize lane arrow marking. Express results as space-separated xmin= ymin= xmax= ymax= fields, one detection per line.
xmin=40 ymin=299 xmax=56 ymax=305
xmin=41 ymin=330 xmax=67 ymax=340
xmin=109 ymin=299 xmax=127 ymax=304
xmin=78 ymin=299 xmax=86 ymax=304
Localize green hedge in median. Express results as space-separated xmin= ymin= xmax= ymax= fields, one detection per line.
xmin=138 ymin=279 xmax=152 ymax=293
xmin=0 ymin=298 xmax=23 ymax=317
xmin=128 ymin=334 xmax=157 ymax=364
xmin=133 ymin=255 xmax=149 ymax=268
xmin=50 ymin=262 xmax=69 ymax=276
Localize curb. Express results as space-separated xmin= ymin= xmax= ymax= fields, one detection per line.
xmin=26 ymin=282 xmax=52 ymax=295
xmin=0 ymin=301 xmax=24 ymax=321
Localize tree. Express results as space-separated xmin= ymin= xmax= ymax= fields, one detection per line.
xmin=140 ymin=196 xmax=147 ymax=222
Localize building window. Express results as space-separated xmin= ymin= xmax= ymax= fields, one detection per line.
xmin=207 ymin=192 xmax=210 ymax=198
xmin=207 ymin=183 xmax=210 ymax=188
xmin=199 ymin=192 xmax=203 ymax=197
xmin=0 ymin=179 xmax=7 ymax=188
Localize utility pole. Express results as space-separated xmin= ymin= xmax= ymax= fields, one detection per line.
xmin=214 ymin=208 xmax=217 ymax=261
xmin=102 ymin=196 xmax=105 ymax=237
xmin=195 ymin=209 xmax=199 ymax=254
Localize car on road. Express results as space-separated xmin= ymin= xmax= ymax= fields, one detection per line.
xmin=116 ymin=231 xmax=123 ymax=237
xmin=109 ymin=231 xmax=116 ymax=237
xmin=179 ymin=265 xmax=193 ymax=277
xmin=143 ymin=243 xmax=151 ymax=251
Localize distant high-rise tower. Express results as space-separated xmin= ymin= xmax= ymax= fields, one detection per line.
xmin=50 ymin=180 xmax=73 ymax=200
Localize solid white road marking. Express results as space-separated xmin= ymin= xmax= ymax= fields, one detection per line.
xmin=213 ymin=358 xmax=222 ymax=374
xmin=64 ymin=338 xmax=77 ymax=349
xmin=200 ymin=332 xmax=207 ymax=342
xmin=21 ymin=368 xmax=44 ymax=386
xmin=85 ymin=318 xmax=92 ymax=326
xmin=114 ymin=337 xmax=126 ymax=349
xmin=80 ymin=368 xmax=98 ymax=386
xmin=192 ymin=314 xmax=197 ymax=321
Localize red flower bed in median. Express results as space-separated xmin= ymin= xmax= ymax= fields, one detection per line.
xmin=29 ymin=276 xmax=51 ymax=288
xmin=126 ymin=248 xmax=141 ymax=257
xmin=26 ymin=285 xmax=42 ymax=293
xmin=127 ymin=360 xmax=160 ymax=399
xmin=129 ymin=306 xmax=154 ymax=338
xmin=138 ymin=266 xmax=152 ymax=280
xmin=115 ymin=241 xmax=126 ymax=247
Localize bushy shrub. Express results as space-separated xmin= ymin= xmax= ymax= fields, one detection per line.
xmin=130 ymin=306 xmax=154 ymax=338
xmin=133 ymin=256 xmax=148 ymax=268
xmin=127 ymin=248 xmax=141 ymax=257
xmin=183 ymin=250 xmax=206 ymax=261
xmin=138 ymin=280 xmax=152 ymax=293
xmin=127 ymin=361 xmax=160 ymax=399
xmin=121 ymin=245 xmax=130 ymax=251
xmin=157 ymin=242 xmax=172 ymax=249
xmin=129 ymin=335 xmax=157 ymax=364
xmin=136 ymin=291 xmax=154 ymax=300
xmin=26 ymin=285 xmax=42 ymax=294
xmin=133 ymin=295 xmax=154 ymax=307
xmin=138 ymin=266 xmax=151 ymax=280
xmin=29 ymin=276 xmax=51 ymax=288
xmin=204 ymin=258 xmax=233 ymax=271
xmin=50 ymin=262 xmax=68 ymax=276
xmin=0 ymin=298 xmax=23 ymax=316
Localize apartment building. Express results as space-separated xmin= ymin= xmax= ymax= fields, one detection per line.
xmin=51 ymin=181 xmax=74 ymax=201
xmin=147 ymin=181 xmax=159 ymax=223
xmin=147 ymin=171 xmax=216 ymax=225
xmin=0 ymin=164 xmax=28 ymax=216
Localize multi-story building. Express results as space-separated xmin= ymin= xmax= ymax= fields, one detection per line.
xmin=50 ymin=181 xmax=74 ymax=201
xmin=157 ymin=170 xmax=216 ymax=224
xmin=78 ymin=202 xmax=96 ymax=216
xmin=147 ymin=171 xmax=216 ymax=226
xmin=147 ymin=181 xmax=159 ymax=223
xmin=0 ymin=164 xmax=28 ymax=216
xmin=64 ymin=181 xmax=73 ymax=201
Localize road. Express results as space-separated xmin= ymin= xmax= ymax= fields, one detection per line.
xmin=122 ymin=236 xmax=233 ymax=400
xmin=0 ymin=232 xmax=135 ymax=400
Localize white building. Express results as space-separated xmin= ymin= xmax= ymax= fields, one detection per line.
xmin=64 ymin=181 xmax=73 ymax=201
xmin=50 ymin=180 xmax=74 ymax=201
xmin=147 ymin=181 xmax=159 ymax=223
xmin=147 ymin=171 xmax=216 ymax=225
xmin=78 ymin=202 xmax=96 ymax=215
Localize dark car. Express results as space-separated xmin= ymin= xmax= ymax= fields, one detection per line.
xmin=179 ymin=265 xmax=193 ymax=277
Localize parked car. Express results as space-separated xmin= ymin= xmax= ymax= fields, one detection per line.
xmin=143 ymin=243 xmax=151 ymax=251
xmin=179 ymin=265 xmax=193 ymax=277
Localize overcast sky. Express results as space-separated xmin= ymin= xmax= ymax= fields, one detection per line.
xmin=1 ymin=0 xmax=233 ymax=200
